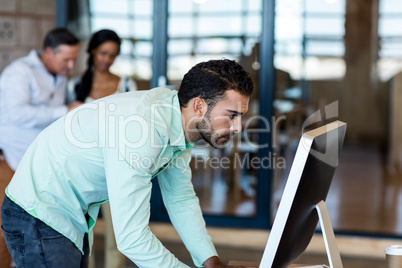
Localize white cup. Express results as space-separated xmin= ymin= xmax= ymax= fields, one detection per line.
xmin=385 ymin=245 xmax=402 ymax=268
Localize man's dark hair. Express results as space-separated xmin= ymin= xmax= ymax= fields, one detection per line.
xmin=43 ymin=28 xmax=79 ymax=50
xmin=178 ymin=59 xmax=253 ymax=109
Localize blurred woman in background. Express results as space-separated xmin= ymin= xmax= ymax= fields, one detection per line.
xmin=68 ymin=29 xmax=136 ymax=103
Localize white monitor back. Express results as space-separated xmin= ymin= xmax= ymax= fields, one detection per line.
xmin=259 ymin=120 xmax=347 ymax=268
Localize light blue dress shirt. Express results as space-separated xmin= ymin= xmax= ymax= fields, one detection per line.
xmin=6 ymin=87 xmax=217 ymax=267
xmin=0 ymin=50 xmax=68 ymax=170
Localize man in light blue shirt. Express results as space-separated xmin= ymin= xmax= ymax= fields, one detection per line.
xmin=0 ymin=28 xmax=82 ymax=171
xmin=1 ymin=59 xmax=254 ymax=268
xmin=0 ymin=28 xmax=82 ymax=268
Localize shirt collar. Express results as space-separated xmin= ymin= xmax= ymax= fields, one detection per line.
xmin=168 ymin=92 xmax=188 ymax=149
xmin=150 ymin=87 xmax=194 ymax=150
xmin=26 ymin=50 xmax=45 ymax=69
xmin=186 ymin=142 xmax=194 ymax=149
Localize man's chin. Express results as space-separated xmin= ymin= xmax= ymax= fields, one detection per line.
xmin=210 ymin=137 xmax=231 ymax=149
xmin=199 ymin=131 xmax=232 ymax=149
xmin=59 ymin=70 xmax=70 ymax=76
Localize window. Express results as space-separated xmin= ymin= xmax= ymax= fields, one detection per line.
xmin=378 ymin=0 xmax=402 ymax=81
xmin=166 ymin=0 xmax=265 ymax=220
xmin=167 ymin=0 xmax=262 ymax=80
xmin=274 ymin=0 xmax=346 ymax=80
xmin=89 ymin=0 xmax=153 ymax=80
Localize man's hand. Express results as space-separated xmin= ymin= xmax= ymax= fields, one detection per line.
xmin=67 ymin=100 xmax=83 ymax=111
xmin=203 ymin=256 xmax=258 ymax=268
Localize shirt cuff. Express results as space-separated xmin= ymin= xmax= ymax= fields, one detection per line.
xmin=52 ymin=105 xmax=68 ymax=119
xmin=190 ymin=239 xmax=218 ymax=267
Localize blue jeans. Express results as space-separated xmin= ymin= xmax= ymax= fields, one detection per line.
xmin=1 ymin=195 xmax=89 ymax=268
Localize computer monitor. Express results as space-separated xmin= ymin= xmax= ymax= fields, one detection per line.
xmin=260 ymin=120 xmax=347 ymax=268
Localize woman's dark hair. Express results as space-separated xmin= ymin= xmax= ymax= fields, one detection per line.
xmin=75 ymin=29 xmax=121 ymax=102
xmin=178 ymin=59 xmax=253 ymax=109
xmin=43 ymin=28 xmax=79 ymax=50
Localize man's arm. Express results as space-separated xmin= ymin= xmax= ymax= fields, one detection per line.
xmin=157 ymin=148 xmax=220 ymax=267
xmin=157 ymin=150 xmax=258 ymax=268
xmin=103 ymin=127 xmax=190 ymax=267
xmin=0 ymin=63 xmax=68 ymax=128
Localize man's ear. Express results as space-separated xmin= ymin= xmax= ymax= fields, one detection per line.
xmin=192 ymin=97 xmax=207 ymax=117
xmin=43 ymin=47 xmax=55 ymax=57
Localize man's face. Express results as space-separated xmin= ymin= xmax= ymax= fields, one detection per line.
xmin=45 ymin=44 xmax=79 ymax=76
xmin=196 ymin=90 xmax=249 ymax=149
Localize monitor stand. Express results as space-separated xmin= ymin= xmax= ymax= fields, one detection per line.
xmin=315 ymin=200 xmax=343 ymax=268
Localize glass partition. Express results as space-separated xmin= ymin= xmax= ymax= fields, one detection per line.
xmin=273 ymin=0 xmax=345 ymax=222
xmin=87 ymin=0 xmax=274 ymax=229
xmin=167 ymin=0 xmax=264 ymax=219
xmin=378 ymin=0 xmax=402 ymax=81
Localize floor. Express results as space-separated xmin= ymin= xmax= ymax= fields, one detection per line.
xmin=327 ymin=143 xmax=402 ymax=235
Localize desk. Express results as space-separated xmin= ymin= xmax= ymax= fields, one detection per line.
xmin=228 ymin=261 xmax=322 ymax=267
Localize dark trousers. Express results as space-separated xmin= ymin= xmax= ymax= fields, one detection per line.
xmin=1 ymin=195 xmax=89 ymax=268
xmin=0 ymin=157 xmax=14 ymax=268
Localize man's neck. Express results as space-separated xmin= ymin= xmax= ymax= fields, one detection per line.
xmin=181 ymin=107 xmax=201 ymax=144
xmin=39 ymin=53 xmax=57 ymax=77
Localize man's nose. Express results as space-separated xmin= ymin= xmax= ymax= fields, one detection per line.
xmin=67 ymin=60 xmax=75 ymax=70
xmin=231 ymin=118 xmax=242 ymax=134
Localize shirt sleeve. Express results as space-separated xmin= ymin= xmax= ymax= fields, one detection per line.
xmin=0 ymin=63 xmax=68 ymax=128
xmin=103 ymin=127 xmax=190 ymax=268
xmin=157 ymin=149 xmax=218 ymax=267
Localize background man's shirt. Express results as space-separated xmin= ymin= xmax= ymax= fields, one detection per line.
xmin=0 ymin=50 xmax=68 ymax=170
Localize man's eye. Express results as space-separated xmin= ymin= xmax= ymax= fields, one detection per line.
xmin=229 ymin=114 xmax=236 ymax=120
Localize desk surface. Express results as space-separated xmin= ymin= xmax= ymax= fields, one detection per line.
xmin=228 ymin=261 xmax=324 ymax=267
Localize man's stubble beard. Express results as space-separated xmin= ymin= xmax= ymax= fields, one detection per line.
xmin=196 ymin=113 xmax=233 ymax=149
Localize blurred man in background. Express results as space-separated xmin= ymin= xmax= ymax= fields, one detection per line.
xmin=0 ymin=27 xmax=81 ymax=268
